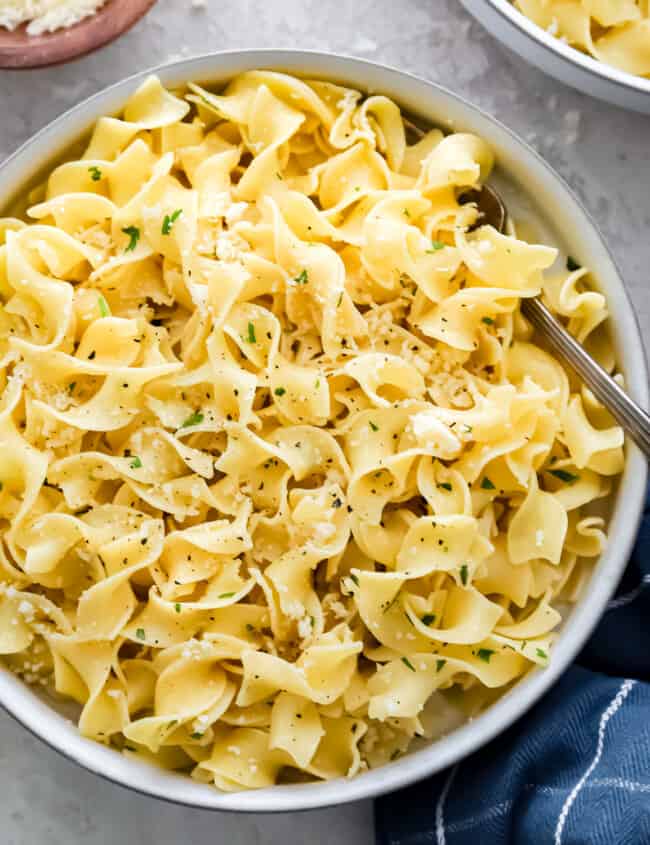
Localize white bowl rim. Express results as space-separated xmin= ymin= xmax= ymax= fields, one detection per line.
xmin=482 ymin=0 xmax=650 ymax=96
xmin=0 ymin=48 xmax=647 ymax=813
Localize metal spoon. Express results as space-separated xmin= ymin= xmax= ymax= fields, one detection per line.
xmin=464 ymin=185 xmax=650 ymax=459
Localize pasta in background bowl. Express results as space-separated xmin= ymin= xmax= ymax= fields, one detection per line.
xmin=0 ymin=51 xmax=646 ymax=812
xmin=514 ymin=0 xmax=650 ymax=77
xmin=461 ymin=0 xmax=650 ymax=114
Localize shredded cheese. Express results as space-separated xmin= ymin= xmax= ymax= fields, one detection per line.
xmin=0 ymin=1 xmax=107 ymax=36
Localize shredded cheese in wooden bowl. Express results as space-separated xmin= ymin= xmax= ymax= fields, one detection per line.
xmin=0 ymin=0 xmax=107 ymax=36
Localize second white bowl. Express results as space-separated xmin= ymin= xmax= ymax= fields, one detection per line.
xmin=461 ymin=0 xmax=650 ymax=114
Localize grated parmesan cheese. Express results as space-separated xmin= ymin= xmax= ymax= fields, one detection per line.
xmin=0 ymin=1 xmax=107 ymax=36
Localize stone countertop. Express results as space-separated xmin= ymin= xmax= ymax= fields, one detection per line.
xmin=0 ymin=1 xmax=648 ymax=842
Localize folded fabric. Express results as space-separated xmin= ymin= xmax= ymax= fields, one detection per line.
xmin=375 ymin=493 xmax=650 ymax=845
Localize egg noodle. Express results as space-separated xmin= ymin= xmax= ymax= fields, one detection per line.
xmin=0 ymin=72 xmax=624 ymax=790
xmin=514 ymin=0 xmax=650 ymax=77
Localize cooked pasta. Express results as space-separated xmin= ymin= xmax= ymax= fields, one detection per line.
xmin=0 ymin=72 xmax=624 ymax=789
xmin=514 ymin=0 xmax=650 ymax=77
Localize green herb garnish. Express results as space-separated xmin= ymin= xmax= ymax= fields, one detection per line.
xmin=181 ymin=411 xmax=204 ymax=428
xmin=536 ymin=648 xmax=548 ymax=660
xmin=294 ymin=269 xmax=309 ymax=285
xmin=218 ymin=592 xmax=235 ymax=599
xmin=129 ymin=456 xmax=142 ymax=469
xmin=247 ymin=321 xmax=256 ymax=343
xmin=350 ymin=573 xmax=359 ymax=587
xmin=566 ymin=256 xmax=581 ymax=272
xmin=68 ymin=382 xmax=76 ymax=393
xmin=401 ymin=656 xmax=416 ymax=672
xmin=97 ymin=294 xmax=110 ymax=318
xmin=88 ymin=166 xmax=102 ymax=181
xmin=421 ymin=614 xmax=436 ymax=626
xmin=135 ymin=628 xmax=145 ymax=641
xmin=549 ymin=468 xmax=579 ymax=483
xmin=121 ymin=226 xmax=140 ymax=252
xmin=369 ymin=421 xmax=379 ymax=432
xmin=337 ymin=292 xmax=343 ymax=307
xmin=481 ymin=476 xmax=496 ymax=490
xmin=460 ymin=564 xmax=468 ymax=586
xmin=162 ymin=208 xmax=183 ymax=235
xmin=477 ymin=648 xmax=495 ymax=663
xmin=482 ymin=316 xmax=495 ymax=325
xmin=175 ymin=603 xmax=181 ymax=613
xmin=438 ymin=482 xmax=452 ymax=492
xmin=427 ymin=240 xmax=446 ymax=252
xmin=436 ymin=659 xmax=446 ymax=672
xmin=274 ymin=386 xmax=286 ymax=396
xmin=191 ymin=732 xmax=204 ymax=740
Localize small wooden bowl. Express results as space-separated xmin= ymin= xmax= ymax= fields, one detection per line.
xmin=0 ymin=0 xmax=158 ymax=69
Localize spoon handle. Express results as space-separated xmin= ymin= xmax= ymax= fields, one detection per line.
xmin=521 ymin=297 xmax=650 ymax=460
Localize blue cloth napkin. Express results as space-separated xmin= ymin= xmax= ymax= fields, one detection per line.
xmin=375 ymin=493 xmax=650 ymax=845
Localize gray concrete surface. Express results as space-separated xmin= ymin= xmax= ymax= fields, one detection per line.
xmin=0 ymin=1 xmax=648 ymax=842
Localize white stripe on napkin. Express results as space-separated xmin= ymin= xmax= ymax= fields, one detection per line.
xmin=436 ymin=763 xmax=460 ymax=845
xmin=554 ymin=679 xmax=636 ymax=845
xmin=606 ymin=575 xmax=650 ymax=611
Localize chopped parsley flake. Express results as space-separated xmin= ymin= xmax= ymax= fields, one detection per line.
xmin=460 ymin=564 xmax=468 ymax=586
xmin=121 ymin=226 xmax=140 ymax=252
xmin=436 ymin=659 xmax=446 ymax=672
xmin=403 ymin=208 xmax=410 ymax=217
xmin=350 ymin=573 xmax=359 ymax=587
xmin=68 ymin=382 xmax=76 ymax=393
xmin=191 ymin=732 xmax=204 ymax=740
xmin=481 ymin=476 xmax=496 ymax=490
xmin=97 ymin=294 xmax=110 ymax=318
xmin=162 ymin=208 xmax=183 ymax=235
xmin=294 ymin=269 xmax=309 ymax=285
xmin=274 ymin=387 xmax=286 ymax=396
xmin=566 ymin=256 xmax=581 ymax=272
xmin=369 ymin=421 xmax=379 ymax=432
xmin=88 ymin=166 xmax=102 ymax=181
xmin=337 ymin=292 xmax=343 ymax=307
xmin=181 ymin=411 xmax=204 ymax=428
xmin=247 ymin=321 xmax=256 ymax=343
xmin=401 ymin=656 xmax=416 ymax=672
xmin=427 ymin=239 xmax=446 ymax=252
xmin=135 ymin=628 xmax=145 ymax=641
xmin=218 ymin=592 xmax=235 ymax=599
xmin=129 ymin=456 xmax=142 ymax=469
xmin=482 ymin=316 xmax=495 ymax=325
xmin=477 ymin=648 xmax=495 ymax=663
xmin=536 ymin=648 xmax=548 ymax=660
xmin=549 ymin=468 xmax=580 ymax=483
xmin=421 ymin=613 xmax=436 ymax=626
xmin=437 ymin=482 xmax=452 ymax=492
xmin=175 ymin=603 xmax=181 ymax=613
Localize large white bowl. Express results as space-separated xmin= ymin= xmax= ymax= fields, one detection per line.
xmin=461 ymin=0 xmax=650 ymax=114
xmin=0 ymin=50 xmax=647 ymax=812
